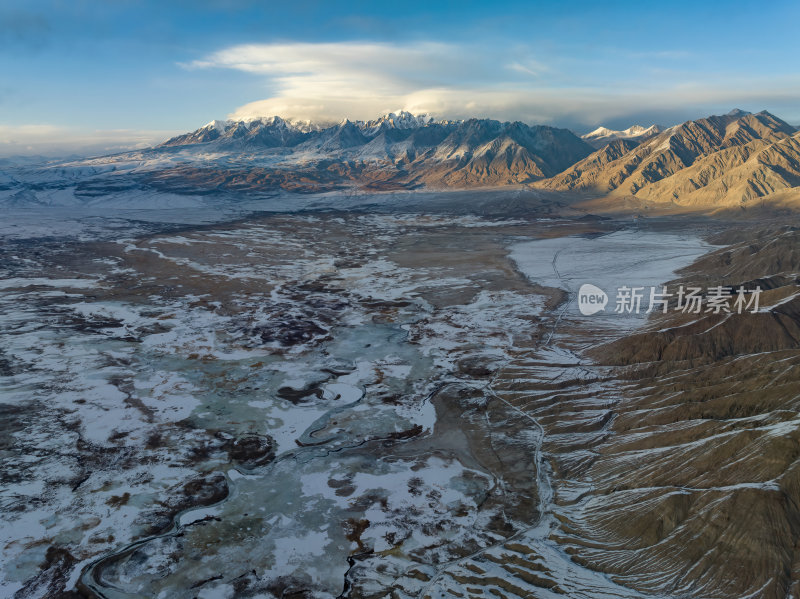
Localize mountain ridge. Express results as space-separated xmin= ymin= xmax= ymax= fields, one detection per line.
xmin=159 ymin=111 xmax=447 ymax=148
xmin=538 ymin=109 xmax=800 ymax=211
xmin=581 ymin=124 xmax=663 ymax=149
xmin=156 ymin=113 xmax=596 ymax=187
xmin=4 ymin=109 xmax=800 ymax=214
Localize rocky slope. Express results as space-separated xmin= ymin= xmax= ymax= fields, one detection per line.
xmin=419 ymin=223 xmax=800 ymax=598
xmin=540 ymin=110 xmax=800 ymax=211
xmin=536 ymin=225 xmax=800 ymax=598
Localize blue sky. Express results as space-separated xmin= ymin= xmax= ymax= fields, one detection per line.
xmin=1 ymin=0 xmax=799 ymax=154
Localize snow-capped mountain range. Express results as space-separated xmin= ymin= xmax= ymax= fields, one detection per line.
xmin=152 ymin=111 xmax=596 ymax=188
xmin=581 ymin=124 xmax=663 ymax=149
xmin=2 ymin=109 xmax=799 ymax=216
xmin=161 ymin=112 xmax=443 ymax=148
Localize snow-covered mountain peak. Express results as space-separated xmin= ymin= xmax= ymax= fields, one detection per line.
xmin=358 ymin=111 xmax=435 ymax=136
xmin=194 ymin=112 xmax=438 ymax=141
xmin=380 ymin=111 xmax=433 ymax=128
xmin=582 ymin=123 xmax=663 ymax=149
xmin=203 ymin=119 xmax=230 ymax=133
xmin=285 ymin=118 xmax=326 ymax=133
xmin=585 ymin=126 xmax=615 ymax=138
xmin=240 ymin=115 xmax=294 ymax=130
xmin=624 ymin=125 xmax=647 ymax=135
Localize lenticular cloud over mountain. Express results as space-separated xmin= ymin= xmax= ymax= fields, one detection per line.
xmin=185 ymin=40 xmax=800 ymax=130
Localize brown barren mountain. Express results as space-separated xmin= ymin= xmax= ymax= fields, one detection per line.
xmin=547 ymin=226 xmax=800 ymax=598
xmin=539 ymin=110 xmax=800 ymax=213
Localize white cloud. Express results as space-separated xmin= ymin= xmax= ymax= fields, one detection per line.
xmin=188 ymin=41 xmax=800 ymax=128
xmin=187 ymin=41 xmax=557 ymax=123
xmin=0 ymin=125 xmax=178 ymax=157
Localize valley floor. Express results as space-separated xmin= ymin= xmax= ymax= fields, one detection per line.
xmin=1 ymin=194 xmax=799 ymax=598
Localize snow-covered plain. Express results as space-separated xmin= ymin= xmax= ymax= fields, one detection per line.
xmin=0 ymin=207 xmax=549 ymax=597
xmin=510 ymin=230 xmax=714 ymax=330
xmin=0 ymin=187 xmax=711 ymax=597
